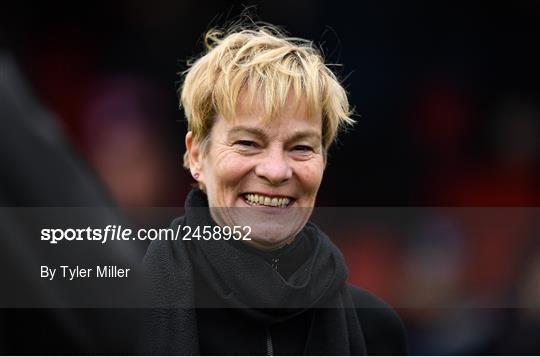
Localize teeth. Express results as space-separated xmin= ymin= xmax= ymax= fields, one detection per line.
xmin=243 ymin=194 xmax=291 ymax=208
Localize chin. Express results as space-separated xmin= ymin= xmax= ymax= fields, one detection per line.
xmin=239 ymin=216 xmax=307 ymax=249
xmin=210 ymin=201 xmax=312 ymax=249
xmin=248 ymin=226 xmax=295 ymax=246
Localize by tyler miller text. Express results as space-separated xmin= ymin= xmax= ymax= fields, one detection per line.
xmin=41 ymin=265 xmax=131 ymax=280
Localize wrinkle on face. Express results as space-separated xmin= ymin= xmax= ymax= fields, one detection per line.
xmin=187 ymin=94 xmax=325 ymax=250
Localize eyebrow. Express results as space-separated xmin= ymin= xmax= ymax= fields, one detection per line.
xmin=227 ymin=126 xmax=322 ymax=143
xmin=227 ymin=126 xmax=266 ymax=139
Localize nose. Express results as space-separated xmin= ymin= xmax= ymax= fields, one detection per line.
xmin=254 ymin=147 xmax=292 ymax=185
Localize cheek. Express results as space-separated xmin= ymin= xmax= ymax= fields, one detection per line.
xmin=294 ymin=160 xmax=325 ymax=195
xmin=206 ymin=154 xmax=255 ymax=188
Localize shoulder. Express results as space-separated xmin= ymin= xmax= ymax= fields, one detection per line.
xmin=347 ymin=284 xmax=408 ymax=355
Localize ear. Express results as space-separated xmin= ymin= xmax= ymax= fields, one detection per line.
xmin=185 ymin=131 xmax=204 ymax=183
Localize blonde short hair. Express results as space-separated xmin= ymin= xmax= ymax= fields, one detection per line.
xmin=180 ymin=24 xmax=354 ymax=168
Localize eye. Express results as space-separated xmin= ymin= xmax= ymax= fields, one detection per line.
xmin=292 ymin=145 xmax=314 ymax=153
xmin=233 ymin=140 xmax=261 ymax=154
xmin=234 ymin=140 xmax=258 ymax=148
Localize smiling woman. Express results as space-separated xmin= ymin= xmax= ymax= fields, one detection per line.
xmin=186 ymin=93 xmax=325 ymax=249
xmin=143 ymin=22 xmax=407 ymax=356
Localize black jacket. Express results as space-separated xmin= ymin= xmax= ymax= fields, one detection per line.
xmin=196 ymin=282 xmax=407 ymax=355
xmin=143 ymin=189 xmax=408 ymax=355
xmin=194 ymin=236 xmax=407 ymax=355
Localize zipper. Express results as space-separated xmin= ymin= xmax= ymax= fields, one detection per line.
xmin=270 ymin=256 xmax=280 ymax=271
xmin=265 ymin=327 xmax=274 ymax=356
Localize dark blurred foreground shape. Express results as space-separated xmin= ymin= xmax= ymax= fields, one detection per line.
xmin=0 ymin=52 xmax=143 ymax=354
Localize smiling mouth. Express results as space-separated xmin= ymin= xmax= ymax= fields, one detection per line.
xmin=242 ymin=193 xmax=294 ymax=208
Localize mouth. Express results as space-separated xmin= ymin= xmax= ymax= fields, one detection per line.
xmin=241 ymin=193 xmax=295 ymax=208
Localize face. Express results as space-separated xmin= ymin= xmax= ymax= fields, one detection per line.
xmin=186 ymin=96 xmax=325 ymax=250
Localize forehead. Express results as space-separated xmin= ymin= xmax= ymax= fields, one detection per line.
xmin=220 ymin=94 xmax=322 ymax=134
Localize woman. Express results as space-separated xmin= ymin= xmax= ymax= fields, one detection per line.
xmin=143 ymin=23 xmax=406 ymax=355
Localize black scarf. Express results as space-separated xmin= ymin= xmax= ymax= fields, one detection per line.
xmin=142 ymin=189 xmax=367 ymax=355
